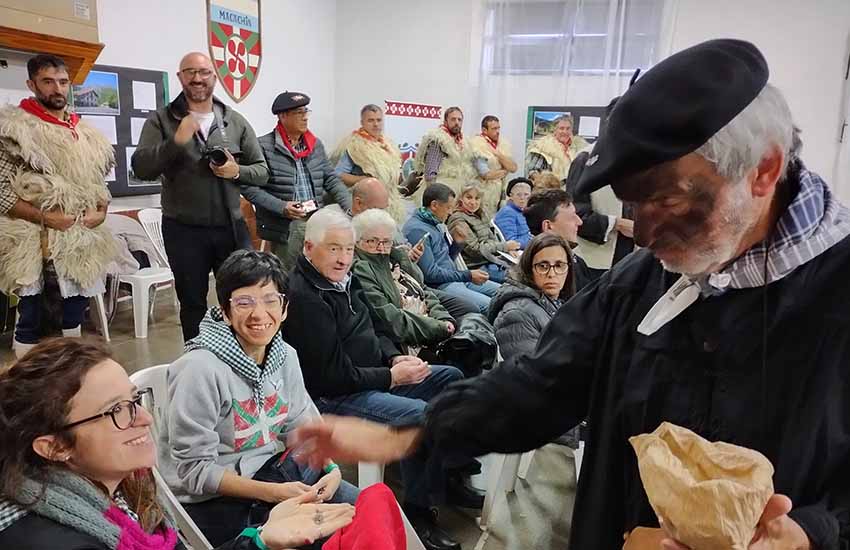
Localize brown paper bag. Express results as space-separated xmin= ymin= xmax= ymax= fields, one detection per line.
xmin=629 ymin=422 xmax=774 ymax=549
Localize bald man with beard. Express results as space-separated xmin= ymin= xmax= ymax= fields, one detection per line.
xmin=133 ymin=52 xmax=268 ymax=341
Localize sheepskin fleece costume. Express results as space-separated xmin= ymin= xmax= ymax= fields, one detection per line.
xmin=0 ymin=104 xmax=116 ymax=294
xmin=333 ymin=130 xmax=406 ymax=224
xmin=469 ymin=134 xmax=512 ymax=219
xmin=414 ymin=127 xmax=483 ymax=201
xmin=526 ymin=134 xmax=588 ymax=179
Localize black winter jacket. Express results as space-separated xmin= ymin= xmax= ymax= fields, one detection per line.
xmin=282 ymin=255 xmax=401 ymax=398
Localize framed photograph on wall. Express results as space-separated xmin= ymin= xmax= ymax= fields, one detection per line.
xmin=71 ymin=70 xmax=120 ymax=115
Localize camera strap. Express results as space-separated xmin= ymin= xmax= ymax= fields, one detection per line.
xmin=210 ymin=103 xmax=251 ymax=249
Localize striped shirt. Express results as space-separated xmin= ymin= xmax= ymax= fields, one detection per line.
xmin=290 ymin=138 xmax=315 ymax=202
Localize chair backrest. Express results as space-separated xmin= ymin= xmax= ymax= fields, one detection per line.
xmin=490 ymin=220 xmax=507 ymax=243
xmin=129 ymin=364 xmax=213 ymax=550
xmin=128 ymin=364 xmax=169 ymax=438
xmin=136 ymin=208 xmax=170 ymax=268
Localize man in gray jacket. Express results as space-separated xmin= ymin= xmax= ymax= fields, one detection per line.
xmin=241 ymin=92 xmax=351 ymax=270
xmin=132 ymin=52 xmax=268 ymax=341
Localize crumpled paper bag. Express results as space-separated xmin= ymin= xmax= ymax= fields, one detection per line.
xmin=629 ymin=422 xmax=774 ymax=549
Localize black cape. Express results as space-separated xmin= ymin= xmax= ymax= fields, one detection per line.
xmin=423 ymin=237 xmax=850 ymax=549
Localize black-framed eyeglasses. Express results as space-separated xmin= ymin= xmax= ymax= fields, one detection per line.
xmin=60 ymin=388 xmax=153 ymax=431
xmin=229 ymin=292 xmax=288 ymax=313
xmin=533 ymin=261 xmax=570 ymax=276
xmin=180 ymin=68 xmax=214 ymax=79
xmin=360 ymin=238 xmax=394 ymax=250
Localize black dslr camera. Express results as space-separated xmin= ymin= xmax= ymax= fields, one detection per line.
xmin=204 ymin=146 xmax=230 ymax=167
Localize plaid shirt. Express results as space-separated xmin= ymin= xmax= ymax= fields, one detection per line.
xmin=526 ymin=151 xmax=550 ymax=173
xmin=423 ymin=141 xmax=444 ymax=182
xmin=0 ymin=147 xmax=21 ymax=215
xmin=291 ymin=138 xmax=315 ymax=202
xmin=701 ymin=162 xmax=850 ymax=293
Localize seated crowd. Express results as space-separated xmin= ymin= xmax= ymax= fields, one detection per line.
xmin=0 ymin=51 xmax=607 ymax=550
xmin=4 ymin=40 xmax=847 ymax=550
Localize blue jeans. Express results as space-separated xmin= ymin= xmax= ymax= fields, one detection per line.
xmin=438 ymin=280 xmax=500 ymax=313
xmin=316 ymin=365 xmax=464 ymax=508
xmin=15 ymin=294 xmax=88 ymax=344
xmin=185 ymin=450 xmax=359 ymax=547
xmin=483 ymin=263 xmax=508 ymax=283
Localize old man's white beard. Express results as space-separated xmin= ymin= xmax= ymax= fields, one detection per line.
xmin=661 ymin=182 xmax=758 ymax=277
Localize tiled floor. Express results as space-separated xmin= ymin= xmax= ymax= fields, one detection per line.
xmin=0 ymin=288 xmax=577 ymax=550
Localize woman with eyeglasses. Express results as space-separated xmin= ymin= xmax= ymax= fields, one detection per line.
xmin=487 ymin=233 xmax=575 ymax=366
xmin=351 ymin=209 xmax=458 ymax=359
xmin=0 ymin=337 xmax=356 ymax=549
xmin=157 ymin=250 xmax=360 ymax=547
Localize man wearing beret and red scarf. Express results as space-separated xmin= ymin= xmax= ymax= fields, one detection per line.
xmin=0 ymin=54 xmax=115 ymax=357
xmin=292 ymin=39 xmax=850 ymax=550
xmin=241 ymin=91 xmax=352 ymax=271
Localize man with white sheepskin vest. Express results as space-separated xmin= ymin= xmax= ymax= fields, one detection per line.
xmin=0 ymin=54 xmax=116 ymax=358
xmin=332 ymin=104 xmax=406 ymax=225
xmin=413 ymin=107 xmax=488 ymax=202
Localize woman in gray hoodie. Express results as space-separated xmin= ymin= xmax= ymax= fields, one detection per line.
xmin=487 ymin=233 xmax=575 ymax=365
xmin=158 ymin=250 xmax=359 ymax=547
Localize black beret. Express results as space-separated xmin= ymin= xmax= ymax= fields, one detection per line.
xmin=577 ymin=39 xmax=769 ymax=195
xmin=271 ymin=91 xmax=310 ymax=114
xmin=506 ymin=177 xmax=533 ymax=196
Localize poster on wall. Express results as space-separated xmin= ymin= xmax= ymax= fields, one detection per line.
xmin=208 ymin=0 xmax=262 ymax=103
xmin=71 ymin=64 xmax=168 ymax=197
xmin=71 ymin=71 xmax=120 ymax=115
xmin=384 ymin=100 xmax=443 ymax=178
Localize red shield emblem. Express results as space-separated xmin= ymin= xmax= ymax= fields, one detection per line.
xmin=207 ymin=0 xmax=262 ymax=102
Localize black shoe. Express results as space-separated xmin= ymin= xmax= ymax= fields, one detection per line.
xmin=404 ymin=506 xmax=462 ymax=550
xmin=446 ymin=476 xmax=485 ymax=509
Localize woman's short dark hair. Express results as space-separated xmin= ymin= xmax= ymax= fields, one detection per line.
xmin=422 ymin=182 xmax=455 ymax=208
xmin=216 ymin=250 xmax=287 ymax=315
xmin=510 ymin=233 xmax=575 ymax=299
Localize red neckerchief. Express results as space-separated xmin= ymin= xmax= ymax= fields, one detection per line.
xmin=19 ymin=97 xmax=80 ymax=140
xmin=559 ymin=136 xmax=572 ymax=155
xmin=441 ymin=124 xmax=464 ymax=149
xmin=277 ymin=122 xmax=316 ymax=159
xmin=355 ymin=128 xmax=391 ymax=153
xmin=481 ymin=133 xmax=498 ymax=150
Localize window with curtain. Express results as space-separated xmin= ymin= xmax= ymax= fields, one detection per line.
xmin=483 ymin=0 xmax=666 ymax=75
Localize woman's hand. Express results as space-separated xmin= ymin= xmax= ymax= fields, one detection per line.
xmin=259 ymin=492 xmax=355 ymax=549
xmin=312 ymin=467 xmax=342 ymax=502
xmin=262 ymin=480 xmax=319 ymax=504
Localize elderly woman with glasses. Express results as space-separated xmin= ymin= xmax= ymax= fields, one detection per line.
xmin=157 ymin=249 xmax=359 ymax=547
xmin=487 ymin=233 xmax=576 ymax=366
xmin=0 ymin=337 xmax=357 ymax=550
xmin=351 ymin=209 xmax=457 ymax=357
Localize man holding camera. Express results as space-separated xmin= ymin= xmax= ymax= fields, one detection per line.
xmin=132 ymin=52 xmax=268 ymax=341
xmin=241 ymin=91 xmax=352 ymax=271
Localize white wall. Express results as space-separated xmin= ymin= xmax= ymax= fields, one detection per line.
xmin=669 ymin=0 xmax=850 ymax=188
xmin=96 ymin=0 xmax=338 ymax=140
xmin=334 ymin=0 xmax=850 ymax=192
xmin=332 ymin=0 xmax=477 ymax=148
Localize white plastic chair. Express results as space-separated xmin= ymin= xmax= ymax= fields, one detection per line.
xmin=130 ymin=365 xmax=213 ymax=550
xmin=119 ymin=210 xmax=175 ymax=338
xmin=490 ymin=220 xmax=507 ymax=243
xmin=136 ymin=208 xmax=170 ymax=268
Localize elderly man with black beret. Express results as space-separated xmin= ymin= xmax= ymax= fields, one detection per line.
xmin=241 ymin=91 xmax=352 ymax=270
xmin=289 ymin=39 xmax=850 ymax=550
